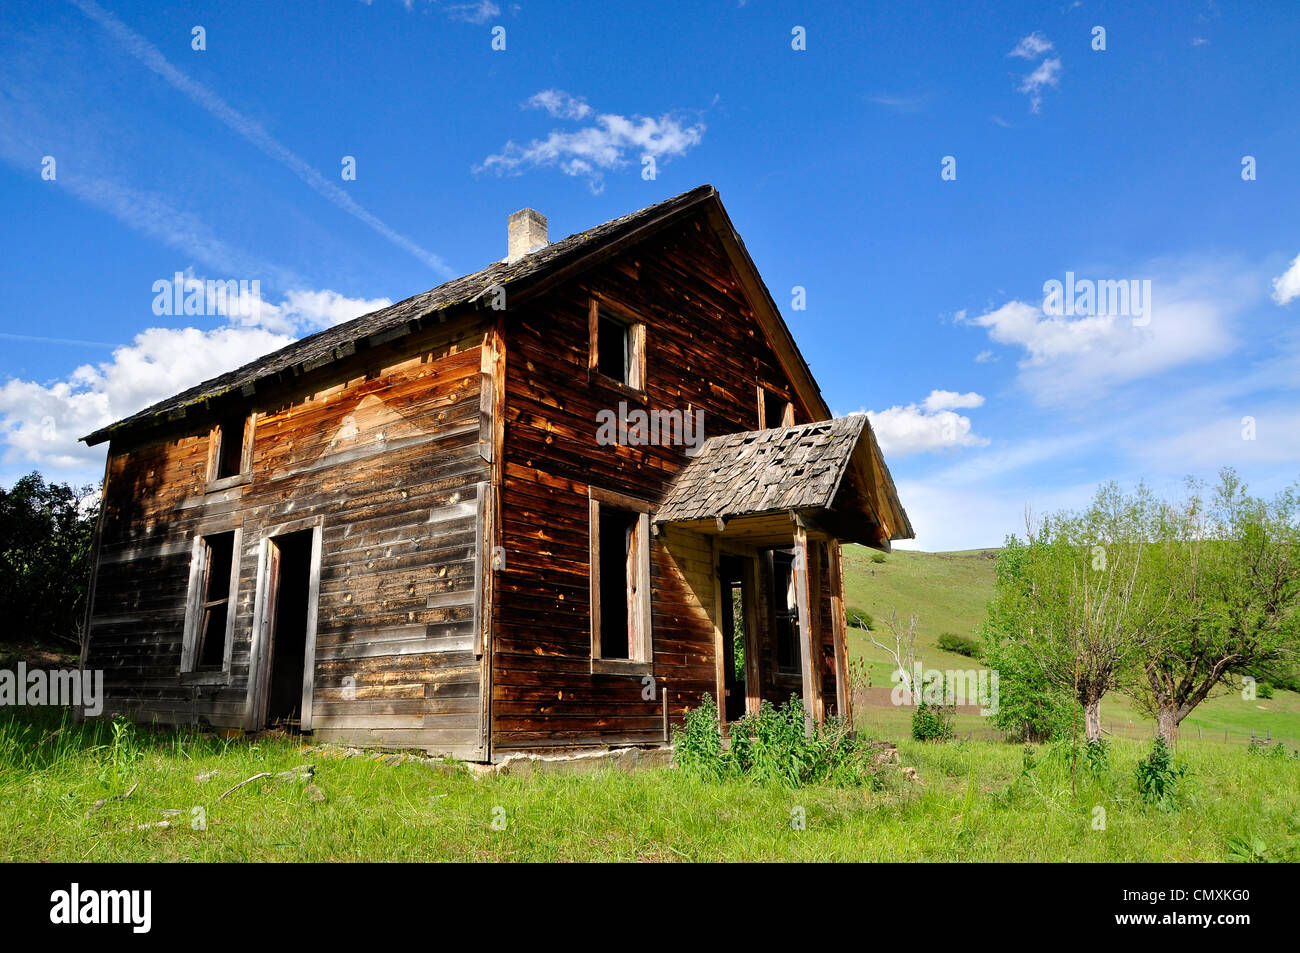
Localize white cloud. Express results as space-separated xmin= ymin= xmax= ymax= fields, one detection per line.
xmin=527 ymin=90 xmax=593 ymax=120
xmin=254 ymin=289 xmax=392 ymax=334
xmin=477 ymin=90 xmax=705 ymax=193
xmin=1008 ymin=32 xmax=1054 ymax=59
xmin=0 ymin=289 xmax=389 ymax=475
xmin=921 ymin=390 xmax=985 ymax=412
xmin=1018 ymin=57 xmax=1062 ymax=113
xmin=0 ymin=326 xmax=292 ymax=472
xmin=443 ymin=1 xmax=500 ymax=24
xmin=1271 ymin=252 xmax=1300 ymax=305
xmin=960 ymin=262 xmax=1251 ymax=404
xmin=974 ymin=349 xmax=997 ymax=363
xmin=861 ymin=391 xmax=989 ymax=457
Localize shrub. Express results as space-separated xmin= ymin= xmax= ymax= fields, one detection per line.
xmin=1257 ymin=681 xmax=1275 ymax=700
xmin=870 ymin=552 xmax=887 ymax=564
xmin=845 ymin=606 xmax=873 ymax=630
xmin=911 ymin=700 xmax=953 ymax=742
xmin=673 ymin=694 xmax=882 ymax=787
xmin=1083 ymin=738 xmax=1110 ymax=775
xmin=672 ymin=693 xmax=725 ymax=780
xmin=1134 ymin=737 xmax=1187 ymax=807
xmin=937 ymin=632 xmax=982 ymax=658
xmin=1246 ymin=738 xmax=1288 ymax=759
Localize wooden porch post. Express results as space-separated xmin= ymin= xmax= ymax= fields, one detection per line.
xmin=828 ymin=542 xmax=852 ymax=725
xmin=792 ymin=523 xmax=816 ymax=736
xmin=711 ymin=537 xmax=728 ymax=729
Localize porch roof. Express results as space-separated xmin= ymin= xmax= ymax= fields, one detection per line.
xmin=654 ymin=415 xmax=914 ymax=548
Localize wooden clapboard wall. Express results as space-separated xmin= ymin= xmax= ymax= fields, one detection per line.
xmin=492 ymin=215 xmax=825 ymax=751
xmin=85 ymin=316 xmax=492 ymax=758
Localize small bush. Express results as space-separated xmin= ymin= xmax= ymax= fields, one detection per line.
xmin=845 ymin=606 xmax=873 ymax=630
xmin=937 ymin=632 xmax=982 ymax=658
xmin=673 ymin=694 xmax=725 ymax=779
xmin=1135 ymin=737 xmax=1187 ymax=807
xmin=672 ymin=694 xmax=882 ymax=787
xmin=1247 ymin=738 xmax=1288 ymax=759
xmin=911 ymin=700 xmax=953 ymax=742
xmin=870 ymin=552 xmax=887 ymax=564
xmin=1257 ymin=681 xmax=1275 ymax=700
xmin=1083 ymin=738 xmax=1110 ymax=775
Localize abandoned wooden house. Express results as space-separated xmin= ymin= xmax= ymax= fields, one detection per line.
xmin=79 ymin=184 xmax=913 ymax=761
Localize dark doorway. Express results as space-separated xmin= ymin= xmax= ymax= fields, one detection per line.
xmin=767 ymin=548 xmax=802 ymax=678
xmin=265 ymin=529 xmax=314 ymax=729
xmin=719 ymin=555 xmax=749 ymax=722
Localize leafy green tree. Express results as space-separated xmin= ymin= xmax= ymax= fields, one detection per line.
xmin=0 ymin=472 xmax=100 ymax=651
xmin=981 ymin=485 xmax=1167 ymax=743
xmin=1130 ymin=470 xmax=1300 ymax=744
xmin=981 ymin=539 xmax=1078 ymax=742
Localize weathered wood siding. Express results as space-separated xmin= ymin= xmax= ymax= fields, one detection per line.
xmin=85 ymin=318 xmax=491 ymax=757
xmin=493 ymin=216 xmax=828 ymax=750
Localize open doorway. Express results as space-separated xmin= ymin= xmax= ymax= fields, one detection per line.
xmin=253 ymin=527 xmax=319 ymax=731
xmin=719 ymin=555 xmax=750 ymax=722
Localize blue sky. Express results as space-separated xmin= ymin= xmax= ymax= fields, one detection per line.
xmin=1 ymin=0 xmax=1297 ymax=550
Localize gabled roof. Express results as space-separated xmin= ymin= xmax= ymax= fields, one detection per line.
xmin=655 ymin=416 xmax=914 ymax=547
xmin=86 ymin=184 xmax=799 ymax=445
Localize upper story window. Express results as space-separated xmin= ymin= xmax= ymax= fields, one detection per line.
xmin=588 ymin=297 xmax=645 ymax=394
xmin=759 ymin=387 xmax=793 ymax=430
xmin=207 ymin=413 xmax=253 ymax=490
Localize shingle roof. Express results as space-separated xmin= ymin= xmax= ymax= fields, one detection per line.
xmin=82 ymin=184 xmax=718 ymax=446
xmin=656 ymin=416 xmax=869 ymax=524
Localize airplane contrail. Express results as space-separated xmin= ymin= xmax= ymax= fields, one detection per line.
xmin=69 ymin=0 xmax=455 ymax=279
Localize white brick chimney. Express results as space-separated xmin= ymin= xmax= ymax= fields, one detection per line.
xmin=506 ymin=208 xmax=548 ymax=262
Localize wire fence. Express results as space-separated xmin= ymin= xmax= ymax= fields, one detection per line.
xmin=853 ymin=691 xmax=1299 ymax=752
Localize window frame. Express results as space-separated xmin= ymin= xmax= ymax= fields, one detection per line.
xmin=757 ymin=386 xmax=794 ymax=430
xmin=205 ymin=413 xmax=255 ymax=493
xmin=588 ymin=295 xmax=646 ymax=398
xmin=181 ymin=525 xmax=242 ymax=684
xmin=588 ymin=486 xmax=654 ymax=676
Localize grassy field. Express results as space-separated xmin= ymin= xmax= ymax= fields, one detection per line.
xmin=1 ymin=710 xmax=1297 ymax=862
xmin=1 ymin=546 xmax=1296 ymax=863
xmin=842 ymin=545 xmax=1300 ymax=749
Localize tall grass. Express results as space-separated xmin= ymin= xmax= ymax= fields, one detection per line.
xmin=1 ymin=708 xmax=1297 ymax=862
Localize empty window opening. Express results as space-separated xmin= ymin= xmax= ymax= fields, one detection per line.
xmin=597 ymin=311 xmax=631 ymax=384
xmin=213 ymin=414 xmax=248 ymax=480
xmin=265 ymin=530 xmax=314 ymax=729
xmin=598 ymin=507 xmax=638 ymax=659
xmin=195 ymin=532 xmax=235 ymax=670
xmin=763 ymin=391 xmax=792 ymax=430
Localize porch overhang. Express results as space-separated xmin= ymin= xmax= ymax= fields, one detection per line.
xmin=654 ymin=415 xmax=913 ymax=549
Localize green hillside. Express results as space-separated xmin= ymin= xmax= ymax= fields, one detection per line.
xmin=841 ymin=545 xmax=1300 ymax=747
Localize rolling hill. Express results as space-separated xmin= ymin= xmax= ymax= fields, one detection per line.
xmin=840 ymin=544 xmax=1300 ymax=747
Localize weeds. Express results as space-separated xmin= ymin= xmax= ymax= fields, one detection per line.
xmin=673 ymin=694 xmax=883 ymax=788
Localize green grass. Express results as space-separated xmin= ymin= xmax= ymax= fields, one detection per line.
xmin=844 ymin=546 xmax=999 ymax=669
xmin=2 ymin=710 xmax=1298 ymax=862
